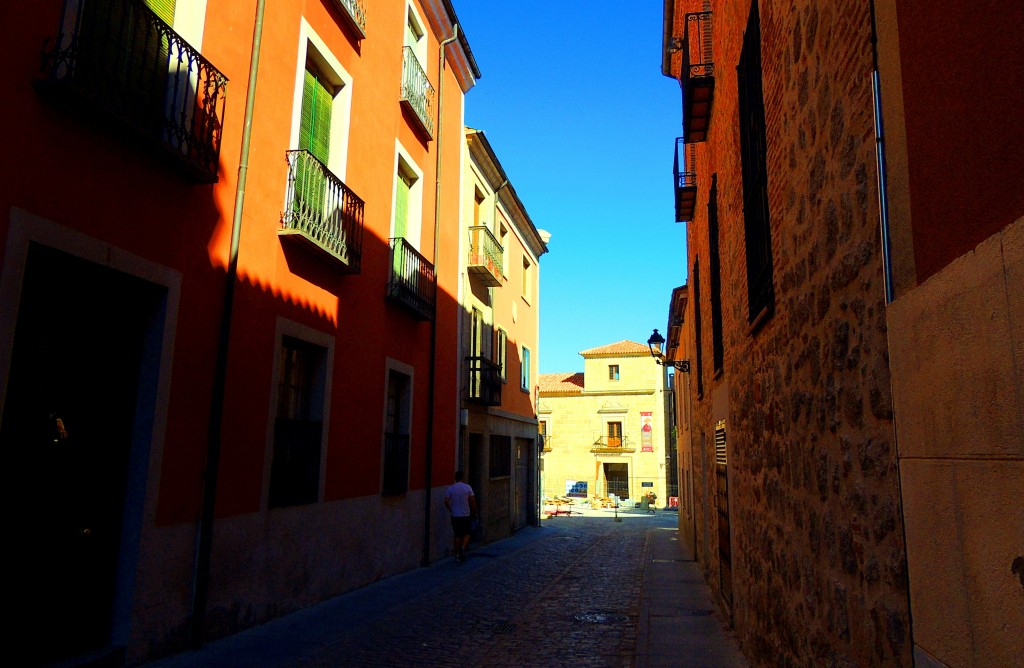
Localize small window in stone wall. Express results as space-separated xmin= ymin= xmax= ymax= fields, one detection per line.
xmin=489 ymin=434 xmax=511 ymax=478
xmin=737 ymin=0 xmax=774 ymax=328
xmin=609 ymin=364 xmax=620 ymax=380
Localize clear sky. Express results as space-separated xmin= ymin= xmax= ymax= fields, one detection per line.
xmin=455 ymin=2 xmax=688 ymax=374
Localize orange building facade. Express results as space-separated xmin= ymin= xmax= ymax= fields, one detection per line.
xmin=0 ymin=0 xmax=483 ymax=663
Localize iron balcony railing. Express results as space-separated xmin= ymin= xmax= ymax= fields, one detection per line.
xmin=36 ymin=0 xmax=228 ymax=183
xmin=591 ymin=435 xmax=636 ymax=454
xmin=674 ymin=137 xmax=697 ymax=222
xmin=466 ymin=356 xmax=502 ymax=406
xmin=281 ymin=150 xmax=364 ymax=273
xmin=331 ymin=0 xmax=366 ymax=37
xmin=681 ymin=11 xmax=715 ymax=143
xmin=540 ymin=434 xmax=552 ymax=452
xmin=382 ymin=432 xmax=409 ymax=495
xmin=468 ymin=225 xmax=503 ymax=287
xmin=400 ymin=46 xmax=435 ymax=137
xmin=387 ymin=237 xmax=436 ymax=320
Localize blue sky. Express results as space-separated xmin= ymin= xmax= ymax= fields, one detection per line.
xmin=455 ymin=2 xmax=688 ymax=374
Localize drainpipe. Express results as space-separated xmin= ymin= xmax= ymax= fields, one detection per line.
xmin=869 ymin=0 xmax=894 ymax=304
xmin=869 ymin=0 xmax=916 ymax=653
xmin=422 ymin=23 xmax=461 ymax=567
xmin=190 ymin=0 xmax=266 ymax=647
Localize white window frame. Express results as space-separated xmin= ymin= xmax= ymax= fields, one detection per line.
xmin=289 ymin=19 xmax=354 ymax=181
xmin=391 ymin=142 xmax=424 ymax=249
xmin=263 ymin=317 xmax=334 ymax=509
xmin=520 ymin=345 xmax=531 ymax=391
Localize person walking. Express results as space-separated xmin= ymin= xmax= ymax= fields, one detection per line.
xmin=444 ymin=470 xmax=477 ymax=563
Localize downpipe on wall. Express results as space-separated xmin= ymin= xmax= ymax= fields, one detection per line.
xmin=422 ymin=24 xmax=461 ymax=567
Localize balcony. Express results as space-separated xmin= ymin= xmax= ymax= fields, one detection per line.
xmin=674 ymin=138 xmax=697 ymax=222
xmin=280 ymin=150 xmax=364 ymax=273
xmin=330 ymin=0 xmax=366 ymax=38
xmin=540 ymin=434 xmax=552 ymax=453
xmin=681 ymin=11 xmax=715 ymax=143
xmin=466 ymin=356 xmax=502 ymax=406
xmin=400 ymin=47 xmax=435 ymax=138
xmin=468 ymin=225 xmax=503 ymax=287
xmin=35 ymin=0 xmax=228 ymax=183
xmin=591 ymin=435 xmax=636 ymax=454
xmin=387 ymin=237 xmax=436 ymax=320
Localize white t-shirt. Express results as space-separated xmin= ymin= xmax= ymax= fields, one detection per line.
xmin=445 ymin=481 xmax=474 ymax=518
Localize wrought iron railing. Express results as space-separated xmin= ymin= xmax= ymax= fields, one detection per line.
xmin=382 ymin=432 xmax=409 ymax=495
xmin=281 ymin=150 xmax=364 ymax=272
xmin=331 ymin=0 xmax=366 ymax=37
xmin=387 ymin=237 xmax=436 ymax=320
xmin=674 ymin=137 xmax=697 ymax=222
xmin=681 ymin=11 xmax=715 ymax=143
xmin=466 ymin=356 xmax=502 ymax=406
xmin=683 ymin=11 xmax=714 ymax=80
xmin=591 ymin=435 xmax=635 ymax=453
xmin=400 ymin=46 xmax=434 ymax=137
xmin=468 ymin=225 xmax=503 ymax=286
xmin=36 ymin=0 xmax=228 ymax=183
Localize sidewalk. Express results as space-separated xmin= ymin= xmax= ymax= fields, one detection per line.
xmin=143 ymin=511 xmax=746 ymax=667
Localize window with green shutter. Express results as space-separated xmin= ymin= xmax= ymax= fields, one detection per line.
xmin=145 ymin=0 xmax=176 ymax=25
xmin=295 ymin=66 xmax=334 ymax=221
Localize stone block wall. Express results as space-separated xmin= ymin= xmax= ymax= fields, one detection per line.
xmin=681 ymin=1 xmax=912 ymax=665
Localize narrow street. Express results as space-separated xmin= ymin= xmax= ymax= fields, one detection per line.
xmin=145 ymin=510 xmax=746 ymax=668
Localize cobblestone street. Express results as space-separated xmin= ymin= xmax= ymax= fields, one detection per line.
xmin=147 ymin=509 xmax=746 ymax=668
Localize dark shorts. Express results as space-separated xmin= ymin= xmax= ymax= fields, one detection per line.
xmin=451 ymin=516 xmax=473 ymax=538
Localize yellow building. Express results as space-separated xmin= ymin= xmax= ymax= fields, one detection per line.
xmin=538 ymin=341 xmax=672 ymax=505
xmin=458 ymin=128 xmax=549 ymax=541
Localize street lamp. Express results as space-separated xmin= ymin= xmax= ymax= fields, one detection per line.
xmin=647 ymin=329 xmax=690 ymax=373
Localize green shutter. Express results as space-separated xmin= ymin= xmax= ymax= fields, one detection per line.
xmin=296 ymin=67 xmax=333 ymax=223
xmin=145 ymin=0 xmax=176 ymax=25
xmin=300 ymin=68 xmax=332 ymax=163
xmin=394 ymin=173 xmax=411 ymax=239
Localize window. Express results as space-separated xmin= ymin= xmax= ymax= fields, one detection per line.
xmin=520 ymin=346 xmax=531 ymax=391
xmin=495 ymin=328 xmax=507 ymax=380
xmin=522 ymin=256 xmax=532 ymax=302
xmin=489 ymin=435 xmax=512 ymax=478
xmin=737 ymin=0 xmax=774 ymax=327
xmin=709 ymin=175 xmax=724 ymax=374
xmin=538 ymin=419 xmax=549 ymax=449
xmin=382 ymin=368 xmax=412 ymax=495
xmin=608 ymin=364 xmax=620 ymax=381
xmin=693 ymin=257 xmax=704 ymax=398
xmin=607 ymin=421 xmax=623 ymax=448
xmin=290 ymin=26 xmax=352 ymax=179
xmin=499 ymin=223 xmax=509 ymax=276
xmin=405 ymin=4 xmax=426 ymax=65
xmin=270 ymin=337 xmax=327 ymax=508
xmin=392 ymin=151 xmax=422 ymax=246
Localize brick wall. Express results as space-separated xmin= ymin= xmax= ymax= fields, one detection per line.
xmin=682 ymin=2 xmax=912 ymax=665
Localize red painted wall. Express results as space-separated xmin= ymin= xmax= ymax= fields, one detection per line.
xmin=896 ymin=0 xmax=1024 ymax=282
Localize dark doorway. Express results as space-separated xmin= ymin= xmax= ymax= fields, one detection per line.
xmin=714 ymin=420 xmax=733 ymax=610
xmin=1 ymin=244 xmax=165 ymax=663
xmin=604 ymin=462 xmax=629 ymax=499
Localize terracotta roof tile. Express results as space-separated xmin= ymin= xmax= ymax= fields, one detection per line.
xmin=578 ymin=340 xmax=650 ymax=357
xmin=538 ymin=372 xmax=584 ymax=394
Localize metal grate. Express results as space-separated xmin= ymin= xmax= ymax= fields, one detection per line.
xmin=575 ymin=612 xmax=629 ymax=624
xmin=492 ymin=621 xmax=517 ymax=634
xmin=715 ymin=419 xmax=727 ymax=466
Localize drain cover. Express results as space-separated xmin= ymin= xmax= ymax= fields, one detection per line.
xmin=575 ymin=612 xmax=629 ymax=624
xmin=492 ymin=621 xmax=517 ymax=633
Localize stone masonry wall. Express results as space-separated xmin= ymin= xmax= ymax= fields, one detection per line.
xmin=682 ymin=1 xmax=912 ymax=665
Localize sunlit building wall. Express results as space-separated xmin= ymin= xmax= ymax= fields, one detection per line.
xmin=539 ymin=342 xmax=672 ymax=506
xmin=0 ymin=0 xmax=480 ymax=662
